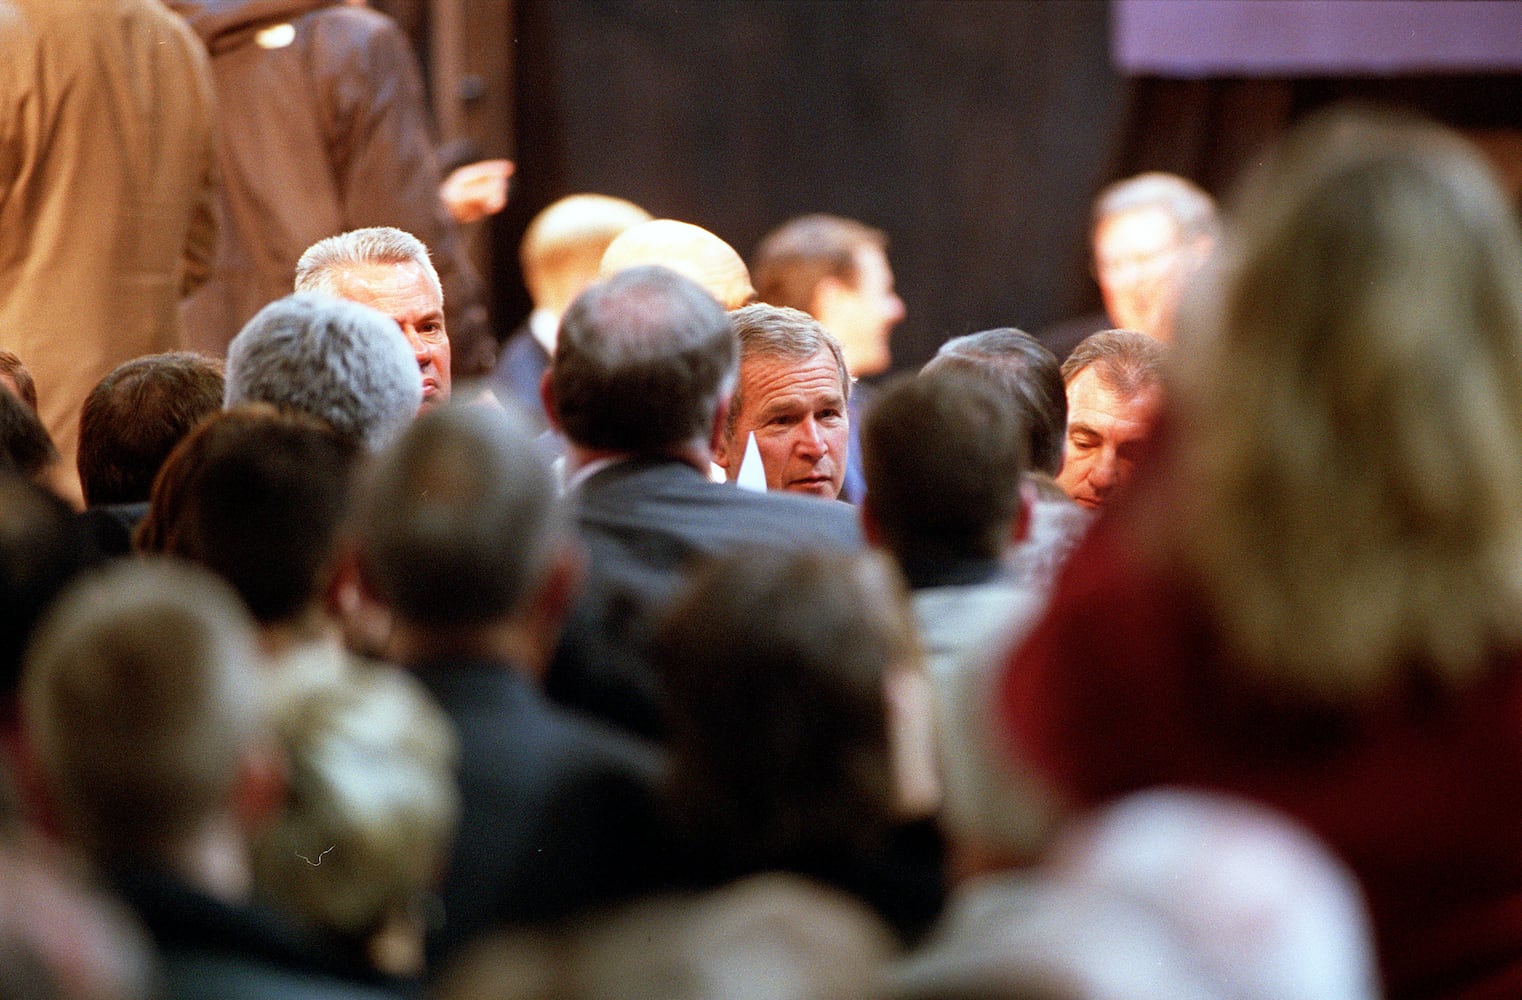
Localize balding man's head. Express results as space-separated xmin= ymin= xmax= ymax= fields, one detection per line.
xmin=600 ymin=220 xmax=755 ymax=310
xmin=549 ymin=266 xmax=738 ymax=455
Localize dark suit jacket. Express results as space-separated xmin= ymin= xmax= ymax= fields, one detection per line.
xmin=110 ymin=864 xmax=405 ymax=1000
xmin=488 ymin=325 xmax=551 ymax=434
xmin=547 ymin=458 xmax=864 ymax=736
xmin=415 ymin=658 xmax=669 ymax=966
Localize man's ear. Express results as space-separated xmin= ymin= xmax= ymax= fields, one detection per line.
xmin=1011 ymin=477 xmax=1036 ymax=546
xmin=811 ymin=275 xmax=851 ymax=327
xmin=539 ymin=369 xmax=562 ymax=433
xmin=521 ymin=541 xmax=586 ymax=680
xmin=233 ymin=739 xmax=287 ymax=836
xmin=709 ymin=392 xmax=734 ymax=469
xmin=860 ymin=496 xmax=886 ymax=548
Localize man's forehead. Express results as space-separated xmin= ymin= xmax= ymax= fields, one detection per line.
xmin=1067 ymin=367 xmax=1153 ymax=429
xmin=743 ymin=351 xmax=845 ymax=408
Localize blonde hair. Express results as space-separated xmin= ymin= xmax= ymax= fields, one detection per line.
xmin=252 ymin=664 xmax=458 ymax=943
xmin=22 ymin=560 xmax=264 ymax=860
xmin=1162 ymin=106 xmax=1522 ymax=697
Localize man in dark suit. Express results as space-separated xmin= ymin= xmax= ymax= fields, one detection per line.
xmin=355 ymin=403 xmax=668 ymax=966
xmin=540 ymin=266 xmax=864 ymax=736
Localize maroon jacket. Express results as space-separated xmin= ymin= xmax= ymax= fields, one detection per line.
xmin=169 ymin=0 xmax=493 ymax=374
xmin=1001 ymin=462 xmax=1522 ymax=1000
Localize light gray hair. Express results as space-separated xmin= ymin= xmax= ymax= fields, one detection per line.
xmin=224 ymin=292 xmax=422 ymax=451
xmin=1093 ymin=172 xmax=1219 ymax=245
xmin=295 ymin=226 xmax=442 ymax=300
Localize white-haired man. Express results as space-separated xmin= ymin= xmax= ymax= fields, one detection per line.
xmin=297 ymin=226 xmax=452 ymax=411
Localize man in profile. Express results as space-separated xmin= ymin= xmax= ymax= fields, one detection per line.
xmin=541 ymin=266 xmax=861 ymax=736
xmin=1055 ymin=329 xmax=1165 ymax=511
xmin=715 ymin=305 xmax=850 ymax=499
xmin=751 ymin=214 xmax=906 ymax=501
xmin=296 ymin=226 xmax=453 ymax=411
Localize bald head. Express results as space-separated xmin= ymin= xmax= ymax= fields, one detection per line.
xmin=600 ymin=220 xmax=755 ymax=310
xmin=521 ymin=194 xmax=652 ymax=317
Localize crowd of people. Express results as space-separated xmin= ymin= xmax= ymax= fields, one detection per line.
xmin=5 ymin=5 xmax=1522 ymax=1000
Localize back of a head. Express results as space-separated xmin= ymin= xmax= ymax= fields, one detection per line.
xmin=521 ymin=194 xmax=652 ymax=314
xmin=359 ymin=402 xmax=564 ymax=629
xmin=864 ymin=370 xmax=1029 ymax=571
xmin=434 ymin=874 xmax=895 ymax=1000
xmin=1168 ymin=104 xmax=1522 ymax=695
xmin=77 ymin=352 xmax=224 ymax=507
xmin=1060 ymin=329 xmax=1165 ymax=397
xmin=1092 ymin=172 xmax=1219 ymax=245
xmin=224 ymin=292 xmax=421 ymax=451
xmin=654 ymin=548 xmax=914 ymax=865
xmin=134 ymin=406 xmax=361 ymax=627
xmin=892 ymin=791 xmax=1379 ymax=1000
xmin=552 ymin=265 xmax=738 ymax=453
xmin=926 ymin=329 xmax=1065 ymax=478
xmin=0 ymin=386 xmax=57 ymax=480
xmin=22 ymin=559 xmax=262 ymax=862
xmin=253 ymin=665 xmax=459 ymax=949
xmin=295 ymin=226 xmax=441 ymax=301
xmin=599 ymin=219 xmax=756 ymax=310
xmin=0 ymin=472 xmax=95 ymax=704
xmin=752 ymin=214 xmax=885 ymax=313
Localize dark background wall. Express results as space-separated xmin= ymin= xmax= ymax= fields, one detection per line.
xmin=493 ymin=0 xmax=1128 ymax=374
xmin=486 ymin=0 xmax=1522 ymax=375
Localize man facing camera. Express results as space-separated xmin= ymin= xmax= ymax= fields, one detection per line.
xmin=715 ymin=304 xmax=850 ymax=500
xmin=296 ymin=227 xmax=452 ymax=411
xmin=1055 ymin=329 xmax=1165 ymax=511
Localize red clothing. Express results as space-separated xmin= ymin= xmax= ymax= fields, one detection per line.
xmin=1000 ymin=498 xmax=1522 ymax=999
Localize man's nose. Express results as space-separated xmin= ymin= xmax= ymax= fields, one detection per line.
xmin=1088 ymin=449 xmax=1119 ymax=491
xmin=795 ymin=416 xmax=827 ymax=456
xmin=399 ymin=324 xmax=429 ymax=366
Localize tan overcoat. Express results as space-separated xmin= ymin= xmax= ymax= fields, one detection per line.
xmin=0 ymin=0 xmax=217 ymax=505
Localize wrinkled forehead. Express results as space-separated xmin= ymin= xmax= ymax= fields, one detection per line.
xmin=742 ymin=346 xmax=848 ymax=410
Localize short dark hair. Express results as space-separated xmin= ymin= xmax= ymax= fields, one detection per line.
xmin=654 ymin=548 xmax=913 ymax=869
xmin=751 ymin=214 xmax=887 ymax=312
xmin=924 ymin=328 xmax=1065 ymax=478
xmin=863 ymin=370 xmax=1028 ymax=569
xmin=1061 ymin=329 xmax=1166 ymax=397
xmin=359 ymin=403 xmax=565 ymax=628
xmin=0 ymin=472 xmax=96 ymax=700
xmin=77 ymin=352 xmax=224 ymax=506
xmin=134 ymin=406 xmax=360 ymax=626
xmin=552 ymin=266 xmax=738 ymax=453
xmin=726 ymin=304 xmax=849 ymax=440
xmin=0 ymin=389 xmax=56 ymax=480
xmin=0 ymin=351 xmax=37 ymax=411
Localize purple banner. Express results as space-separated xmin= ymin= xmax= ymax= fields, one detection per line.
xmin=1114 ymin=0 xmax=1522 ymax=77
